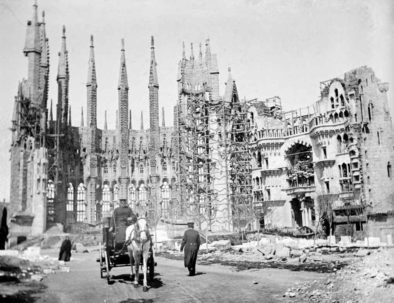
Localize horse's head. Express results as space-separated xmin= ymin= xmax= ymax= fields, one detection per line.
xmin=135 ymin=217 xmax=149 ymax=242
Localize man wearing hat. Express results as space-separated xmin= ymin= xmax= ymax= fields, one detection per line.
xmin=180 ymin=222 xmax=200 ymax=276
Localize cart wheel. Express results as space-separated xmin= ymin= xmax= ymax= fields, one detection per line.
xmin=148 ymin=257 xmax=155 ymax=282
xmin=104 ymin=250 xmax=111 ymax=284
xmin=99 ymin=244 xmax=105 ymax=278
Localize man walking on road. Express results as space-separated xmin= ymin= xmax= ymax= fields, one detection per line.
xmin=180 ymin=222 xmax=200 ymax=276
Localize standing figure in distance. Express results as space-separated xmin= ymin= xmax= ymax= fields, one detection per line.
xmin=180 ymin=222 xmax=200 ymax=276
xmin=58 ymin=236 xmax=72 ymax=262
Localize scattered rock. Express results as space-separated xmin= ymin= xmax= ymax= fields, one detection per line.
xmin=299 ymin=254 xmax=307 ymax=263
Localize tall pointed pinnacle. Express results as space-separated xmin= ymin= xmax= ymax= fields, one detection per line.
xmin=24 ymin=0 xmax=42 ymax=105
xmin=140 ymin=111 xmax=144 ymax=130
xmin=182 ymin=41 xmax=186 ymax=59
xmin=104 ymin=110 xmax=107 ymax=130
xmin=149 ymin=36 xmax=159 ymax=87
xmin=190 ymin=43 xmax=194 ymax=60
xmin=68 ymin=105 xmax=72 ymax=126
xmin=129 ymin=110 xmax=132 ymax=129
xmin=81 ymin=107 xmax=84 ymax=127
xmin=49 ymin=99 xmax=53 ymax=121
xmin=24 ymin=0 xmax=40 ymax=53
xmin=87 ymin=35 xmax=97 ymax=85
xmin=57 ymin=25 xmax=68 ymax=79
xmin=87 ymin=34 xmax=97 ymax=128
xmin=205 ymin=38 xmax=211 ymax=63
xmin=199 ymin=42 xmax=203 ymax=61
xmin=162 ymin=107 xmax=165 ymax=127
xmin=118 ymin=38 xmax=128 ymax=89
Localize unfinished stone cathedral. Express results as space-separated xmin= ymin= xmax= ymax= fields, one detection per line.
xmin=8 ymin=1 xmax=394 ymax=243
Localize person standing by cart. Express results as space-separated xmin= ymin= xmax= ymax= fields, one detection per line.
xmin=180 ymin=222 xmax=200 ymax=276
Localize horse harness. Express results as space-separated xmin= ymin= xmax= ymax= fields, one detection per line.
xmin=127 ymin=219 xmax=151 ymax=247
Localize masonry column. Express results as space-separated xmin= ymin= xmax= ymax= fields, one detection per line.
xmin=118 ymin=39 xmax=130 ymax=202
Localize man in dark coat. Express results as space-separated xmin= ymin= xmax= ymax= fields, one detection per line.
xmin=180 ymin=222 xmax=200 ymax=276
xmin=110 ymin=199 xmax=135 ymax=244
xmin=58 ymin=236 xmax=72 ymax=262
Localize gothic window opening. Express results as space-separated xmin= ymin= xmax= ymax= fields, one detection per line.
xmin=128 ymin=185 xmax=136 ymax=207
xmin=77 ymin=183 xmax=86 ymax=222
xmin=377 ymin=131 xmax=381 ymax=145
xmin=140 ymin=165 xmax=144 ymax=174
xmin=161 ymin=182 xmax=170 ymax=216
xmin=368 ymin=103 xmax=372 ymax=121
xmin=47 ymin=180 xmax=55 ymax=223
xmin=388 ymin=162 xmax=392 ymax=178
xmin=113 ymin=184 xmax=119 ymax=204
xmin=162 ymin=160 xmax=167 ymax=172
xmin=139 ymin=184 xmax=147 ymax=202
xmin=102 ymin=184 xmax=111 ymax=213
xmin=67 ymin=183 xmax=74 ymax=212
xmin=322 ymin=146 xmax=327 ymax=159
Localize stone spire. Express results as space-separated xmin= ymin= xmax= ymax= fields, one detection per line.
xmin=117 ymin=38 xmax=129 ymax=201
xmin=39 ymin=10 xmax=49 ymax=110
xmin=57 ymin=25 xmax=69 ymax=128
xmin=68 ymin=105 xmax=72 ymax=126
xmin=104 ymin=110 xmax=107 ymax=130
xmin=162 ymin=107 xmax=165 ymax=127
xmin=129 ymin=110 xmax=132 ymax=129
xmin=49 ymin=99 xmax=53 ymax=122
xmin=182 ymin=41 xmax=186 ymax=59
xmin=118 ymin=38 xmax=128 ymax=89
xmin=149 ymin=36 xmax=159 ymax=87
xmin=199 ymin=42 xmax=203 ymax=62
xmin=190 ymin=43 xmax=194 ymax=60
xmin=81 ymin=107 xmax=84 ymax=127
xmin=87 ymin=35 xmax=97 ymax=128
xmin=205 ymin=38 xmax=211 ymax=63
xmin=24 ymin=0 xmax=41 ymax=105
xmin=140 ymin=111 xmax=144 ymax=130
xmin=149 ymin=36 xmax=160 ymax=172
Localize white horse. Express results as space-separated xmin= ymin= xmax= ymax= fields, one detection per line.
xmin=126 ymin=216 xmax=152 ymax=292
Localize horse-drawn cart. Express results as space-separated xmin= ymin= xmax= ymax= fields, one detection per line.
xmin=97 ymin=216 xmax=155 ymax=285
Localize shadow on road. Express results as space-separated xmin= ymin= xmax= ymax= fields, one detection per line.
xmin=110 ymin=273 xmax=164 ymax=289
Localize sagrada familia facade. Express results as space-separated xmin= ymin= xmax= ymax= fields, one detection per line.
xmin=8 ymin=1 xmax=394 ymax=243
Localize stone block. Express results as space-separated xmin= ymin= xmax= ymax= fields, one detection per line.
xmin=209 ymin=239 xmax=231 ymax=250
xmin=365 ymin=237 xmax=381 ymax=247
xmin=340 ymin=236 xmax=351 ymax=245
xmin=258 ymin=237 xmax=270 ymax=246
xmin=275 ymin=245 xmax=290 ymax=258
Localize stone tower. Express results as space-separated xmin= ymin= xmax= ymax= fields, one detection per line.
xmin=80 ymin=35 xmax=100 ymax=223
xmin=149 ymin=36 xmax=160 ymax=174
xmin=53 ymin=25 xmax=69 ymax=225
xmin=117 ymin=39 xmax=130 ymax=202
xmin=9 ymin=0 xmax=49 ymax=236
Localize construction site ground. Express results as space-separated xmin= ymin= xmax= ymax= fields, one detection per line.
xmin=1 ymin=233 xmax=393 ymax=302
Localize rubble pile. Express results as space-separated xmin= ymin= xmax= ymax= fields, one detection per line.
xmin=286 ymin=248 xmax=394 ymax=303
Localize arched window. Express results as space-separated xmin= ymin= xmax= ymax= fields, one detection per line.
xmin=388 ymin=162 xmax=392 ymax=178
xmin=340 ymin=95 xmax=345 ymax=106
xmin=77 ymin=183 xmax=86 ymax=222
xmin=337 ymin=135 xmax=342 ymax=153
xmin=330 ymin=97 xmax=335 ymax=109
xmin=47 ymin=180 xmax=55 ymax=223
xmin=128 ymin=184 xmax=136 ymax=207
xmin=139 ymin=184 xmax=147 ymax=202
xmin=67 ymin=183 xmax=74 ymax=212
xmin=140 ymin=165 xmax=144 ymax=174
xmin=161 ymin=182 xmax=170 ymax=216
xmin=162 ymin=160 xmax=167 ymax=172
xmin=342 ymin=163 xmax=348 ymax=178
xmin=102 ymin=184 xmax=111 ymax=213
xmin=257 ymin=151 xmax=262 ymax=167
xmin=368 ymin=103 xmax=373 ymax=121
xmin=113 ymin=184 xmax=119 ymax=205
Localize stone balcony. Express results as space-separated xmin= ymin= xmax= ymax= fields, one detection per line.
xmin=284 ymin=185 xmax=316 ymax=195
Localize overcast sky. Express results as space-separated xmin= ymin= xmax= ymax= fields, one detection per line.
xmin=0 ymin=0 xmax=393 ymax=200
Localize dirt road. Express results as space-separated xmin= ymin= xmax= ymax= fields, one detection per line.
xmin=35 ymin=251 xmax=326 ymax=303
